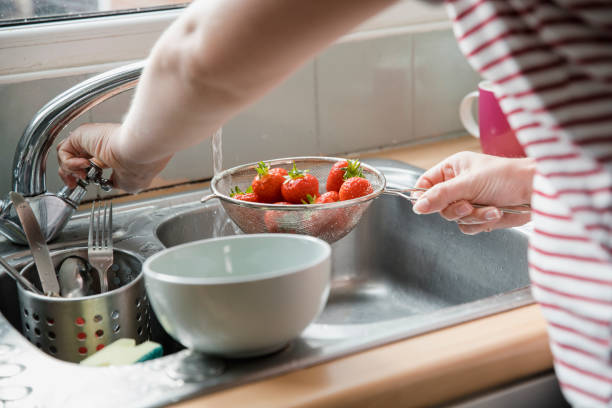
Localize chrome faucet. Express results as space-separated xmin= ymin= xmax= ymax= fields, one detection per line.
xmin=0 ymin=61 xmax=145 ymax=244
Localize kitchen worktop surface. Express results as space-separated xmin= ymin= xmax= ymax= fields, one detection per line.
xmin=159 ymin=135 xmax=552 ymax=408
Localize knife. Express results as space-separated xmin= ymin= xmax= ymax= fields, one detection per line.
xmin=9 ymin=192 xmax=60 ymax=297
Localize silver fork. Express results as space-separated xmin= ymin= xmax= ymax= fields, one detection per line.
xmin=88 ymin=201 xmax=114 ymax=293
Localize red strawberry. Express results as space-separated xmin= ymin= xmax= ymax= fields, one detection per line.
xmin=229 ymin=186 xmax=259 ymax=203
xmin=270 ymin=168 xmax=289 ymax=177
xmin=264 ymin=203 xmax=297 ymax=233
xmin=281 ymin=163 xmax=319 ymax=204
xmin=315 ymin=191 xmax=339 ymax=204
xmin=251 ymin=162 xmax=287 ymax=203
xmin=339 ymin=177 xmax=373 ymax=201
xmin=305 ymin=204 xmax=348 ymax=238
xmin=326 ymin=159 xmax=364 ymax=192
xmin=301 ymin=194 xmax=318 ymax=204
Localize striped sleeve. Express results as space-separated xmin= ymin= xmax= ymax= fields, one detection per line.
xmin=445 ymin=0 xmax=612 ymax=406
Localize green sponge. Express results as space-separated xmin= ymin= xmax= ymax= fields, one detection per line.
xmin=80 ymin=338 xmax=163 ymax=366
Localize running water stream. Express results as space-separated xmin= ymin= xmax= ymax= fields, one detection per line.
xmin=212 ymin=127 xmax=223 ymax=176
xmin=211 ymin=128 xmax=238 ymax=237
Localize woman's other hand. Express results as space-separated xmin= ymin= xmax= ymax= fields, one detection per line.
xmin=412 ymin=151 xmax=535 ymax=235
xmin=57 ymin=123 xmax=171 ymax=194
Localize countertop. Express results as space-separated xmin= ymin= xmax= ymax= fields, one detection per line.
xmin=160 ymin=135 xmax=553 ymax=407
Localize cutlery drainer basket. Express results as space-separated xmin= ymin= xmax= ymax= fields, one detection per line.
xmin=17 ymin=247 xmax=152 ymax=363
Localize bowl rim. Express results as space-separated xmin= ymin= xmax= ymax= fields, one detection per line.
xmin=143 ymin=233 xmax=331 ymax=285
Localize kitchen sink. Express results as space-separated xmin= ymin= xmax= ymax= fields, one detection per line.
xmin=0 ymin=159 xmax=533 ymax=408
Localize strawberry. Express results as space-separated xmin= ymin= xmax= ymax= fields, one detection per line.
xmin=229 ymin=186 xmax=259 ymax=203
xmin=306 ymin=203 xmax=348 ymax=238
xmin=301 ymin=194 xmax=318 ymax=204
xmin=264 ymin=203 xmax=297 ymax=233
xmin=338 ymin=177 xmax=373 ymax=201
xmin=281 ymin=163 xmax=319 ymax=204
xmin=326 ymin=159 xmax=364 ymax=192
xmin=315 ymin=191 xmax=339 ymax=204
xmin=251 ymin=162 xmax=287 ymax=203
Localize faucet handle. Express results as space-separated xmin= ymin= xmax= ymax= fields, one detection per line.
xmin=85 ymin=161 xmax=113 ymax=192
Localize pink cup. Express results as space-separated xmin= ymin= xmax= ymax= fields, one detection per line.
xmin=460 ymin=81 xmax=526 ymax=158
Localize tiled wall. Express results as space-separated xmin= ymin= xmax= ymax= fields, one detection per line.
xmin=0 ymin=27 xmax=480 ymax=200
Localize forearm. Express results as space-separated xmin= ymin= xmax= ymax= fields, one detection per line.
xmin=114 ymin=0 xmax=397 ymax=164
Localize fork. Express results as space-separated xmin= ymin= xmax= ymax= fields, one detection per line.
xmin=88 ymin=201 xmax=114 ymax=293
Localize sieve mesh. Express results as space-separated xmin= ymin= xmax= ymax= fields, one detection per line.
xmin=208 ymin=157 xmax=386 ymax=243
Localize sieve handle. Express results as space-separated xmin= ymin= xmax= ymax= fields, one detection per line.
xmin=383 ymin=187 xmax=531 ymax=215
xmin=201 ymin=193 xmax=221 ymax=203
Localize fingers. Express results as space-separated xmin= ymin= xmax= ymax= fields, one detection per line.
xmin=455 ymin=206 xmax=501 ymax=224
xmin=457 ymin=212 xmax=531 ymax=235
xmin=413 ymin=159 xmax=456 ymax=200
xmin=58 ymin=167 xmax=78 ymax=189
xmin=426 ymin=198 xmax=531 ymax=235
xmin=414 ymin=151 xmax=480 ymax=190
xmin=439 ymin=200 xmax=474 ymax=221
xmin=441 ymin=202 xmax=517 ymax=226
xmin=56 ymin=122 xmax=173 ymax=194
xmin=58 ymin=156 xmax=90 ymax=178
xmin=413 ymin=175 xmax=472 ymax=214
xmin=57 ymin=123 xmax=120 ymax=187
xmin=413 ymin=160 xmax=456 ymax=193
xmin=57 ymin=123 xmax=119 ymax=165
xmin=458 ymin=223 xmax=492 ymax=235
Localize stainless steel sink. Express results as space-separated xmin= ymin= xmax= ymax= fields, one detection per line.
xmin=0 ymin=159 xmax=533 ymax=408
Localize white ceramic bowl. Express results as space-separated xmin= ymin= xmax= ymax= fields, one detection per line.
xmin=143 ymin=234 xmax=331 ymax=357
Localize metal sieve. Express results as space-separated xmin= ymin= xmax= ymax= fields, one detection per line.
xmin=17 ymin=247 xmax=154 ymax=363
xmin=200 ymin=157 xmax=387 ymax=243
xmin=201 ymin=156 xmax=531 ymax=244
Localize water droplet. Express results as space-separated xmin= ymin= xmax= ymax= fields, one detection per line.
xmin=0 ymin=385 xmax=32 ymax=401
xmin=0 ymin=344 xmax=14 ymax=356
xmin=138 ymin=242 xmax=159 ymax=253
xmin=0 ymin=363 xmax=24 ymax=378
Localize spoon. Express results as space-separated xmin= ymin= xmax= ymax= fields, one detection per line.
xmin=57 ymin=256 xmax=99 ymax=298
xmin=0 ymin=255 xmax=43 ymax=295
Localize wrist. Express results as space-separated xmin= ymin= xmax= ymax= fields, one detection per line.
xmin=108 ymin=123 xmax=134 ymax=166
xmin=516 ymin=157 xmax=536 ymax=203
xmin=111 ymin=120 xmax=161 ymax=166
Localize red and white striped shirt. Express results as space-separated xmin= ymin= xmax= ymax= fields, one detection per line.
xmin=445 ymin=0 xmax=612 ymax=406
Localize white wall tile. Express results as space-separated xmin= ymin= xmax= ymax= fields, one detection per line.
xmin=316 ymin=34 xmax=413 ymax=156
xmin=218 ymin=61 xmax=317 ymax=171
xmin=413 ymin=30 xmax=481 ymax=140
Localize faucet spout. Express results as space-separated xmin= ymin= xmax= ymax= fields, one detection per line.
xmin=1 ymin=61 xmax=144 ymax=244
xmin=12 ymin=61 xmax=144 ymax=196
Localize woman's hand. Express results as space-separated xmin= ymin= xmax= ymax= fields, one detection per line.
xmin=57 ymin=123 xmax=171 ymax=194
xmin=412 ymin=151 xmax=535 ymax=235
